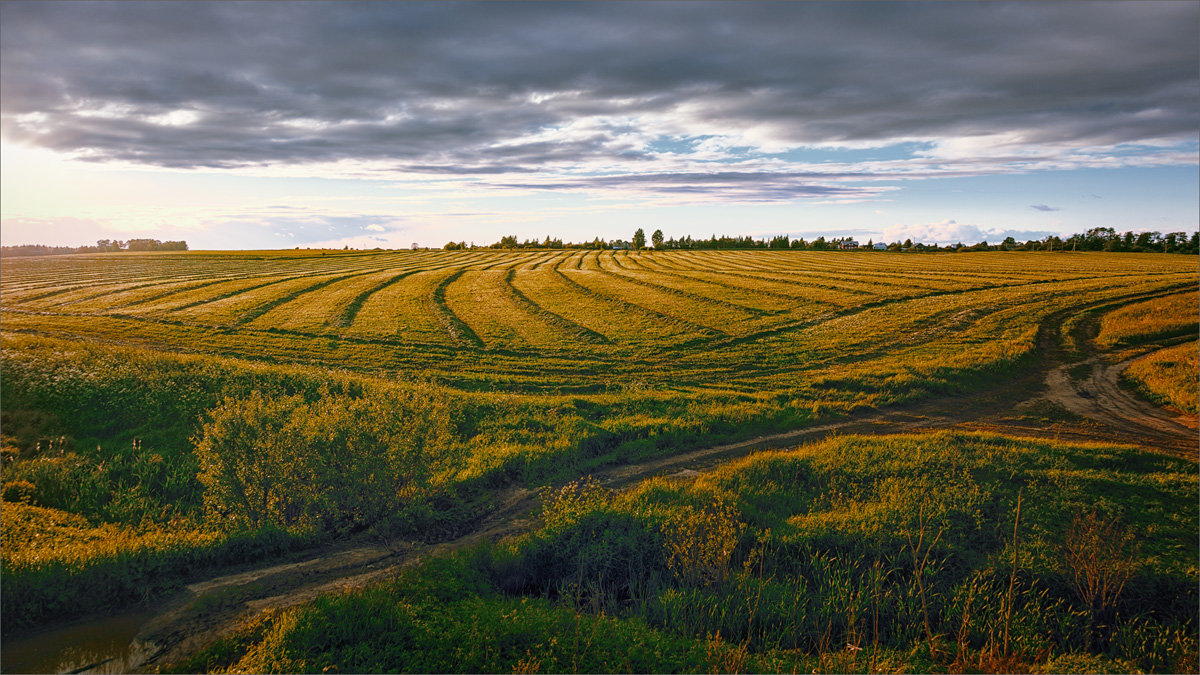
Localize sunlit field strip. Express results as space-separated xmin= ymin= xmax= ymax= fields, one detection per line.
xmin=238 ymin=255 xmax=459 ymax=330
xmin=62 ymin=275 xmax=273 ymax=313
xmin=502 ymin=269 xmax=612 ymax=346
xmin=9 ymin=256 xmax=256 ymax=290
xmin=0 ymin=252 xmax=396 ymax=306
xmin=0 ymin=262 xmax=197 ymax=294
xmin=509 ymin=268 xmax=696 ymax=346
xmin=574 ymin=250 xmax=602 ymax=270
xmin=559 ymin=268 xmax=738 ymax=338
xmin=346 ymin=267 xmax=464 ymax=345
xmin=246 ymin=266 xmax=425 ymax=333
xmin=1095 ymin=290 xmax=1199 ymax=348
xmin=739 ymin=274 xmax=1195 ymax=370
xmin=629 ymin=251 xmax=692 ymax=272
xmin=2 ymin=273 xmax=1193 ymax=397
xmin=622 ymin=260 xmax=861 ymax=311
xmin=606 ymin=256 xmax=803 ymax=314
xmin=477 ymin=250 xmax=541 ymax=271
xmin=9 ymin=258 xmax=347 ymax=310
xmin=595 ymin=254 xmax=778 ymax=316
xmin=11 ymin=278 xmax=193 ymax=311
xmin=37 ymin=256 xmax=341 ymax=308
xmin=166 ymin=272 xmax=372 ymax=326
xmin=697 ymin=249 xmax=1191 ymax=295
xmin=693 ymin=276 xmax=1197 ymax=395
xmin=443 ymin=269 xmax=579 ymax=350
xmin=335 ymin=265 xmax=455 ymax=330
xmin=513 ymin=250 xmax=567 ymax=271
xmin=218 ymin=262 xmax=424 ymax=324
xmin=1124 ymin=340 xmax=1199 ymax=414
xmin=712 ymin=249 xmax=1167 ymax=281
xmin=2 ymin=251 xmax=1195 ymax=388
xmin=634 ymin=252 xmax=918 ymax=300
xmin=593 ymin=253 xmax=802 ymax=316
xmin=533 ymin=251 xmax=575 ymax=270
xmin=710 ymin=272 xmax=1197 ymax=373
xmin=663 ymin=252 xmax=881 ymax=295
xmin=127 ymin=273 xmax=321 ymax=316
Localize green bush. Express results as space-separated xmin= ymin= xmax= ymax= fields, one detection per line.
xmin=195 ymin=386 xmax=453 ymax=533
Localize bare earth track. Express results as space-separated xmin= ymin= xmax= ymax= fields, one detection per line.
xmin=8 ymin=295 xmax=1197 ymax=673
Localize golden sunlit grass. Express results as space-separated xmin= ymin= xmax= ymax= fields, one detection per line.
xmin=1 ymin=250 xmax=1196 ymax=640
xmin=1124 ymin=341 xmax=1199 ymax=414
xmin=1095 ymin=290 xmax=1198 ymax=348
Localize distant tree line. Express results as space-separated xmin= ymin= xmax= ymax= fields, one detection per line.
xmin=449 ymin=227 xmax=1199 ymax=254
xmin=2 ymin=239 xmax=188 ymax=257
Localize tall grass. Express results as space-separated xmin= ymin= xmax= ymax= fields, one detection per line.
xmin=0 ymin=502 xmax=304 ymax=628
xmin=180 ymin=431 xmax=1198 ymax=673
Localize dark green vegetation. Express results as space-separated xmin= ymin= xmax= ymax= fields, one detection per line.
xmin=173 ymin=433 xmax=1198 ymax=674
xmin=1 ymin=238 xmax=188 ymax=257
xmin=457 ymin=226 xmax=1199 ymax=253
xmin=1 ymin=250 xmax=1196 ymax=671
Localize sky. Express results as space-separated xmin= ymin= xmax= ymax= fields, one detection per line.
xmin=1 ymin=1 xmax=1197 ymax=250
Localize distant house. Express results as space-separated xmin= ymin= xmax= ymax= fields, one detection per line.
xmin=874 ymin=242 xmax=888 ymax=250
xmin=839 ymin=240 xmax=859 ymax=250
xmin=611 ymin=241 xmax=631 ymax=250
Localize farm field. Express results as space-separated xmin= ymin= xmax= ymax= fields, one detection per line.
xmin=1 ymin=249 xmax=1197 ymax=673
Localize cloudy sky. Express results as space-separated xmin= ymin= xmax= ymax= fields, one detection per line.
xmin=2 ymin=1 xmax=1197 ymax=249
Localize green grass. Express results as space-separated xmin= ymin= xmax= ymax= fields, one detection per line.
xmin=172 ymin=432 xmax=1198 ymax=673
xmin=1 ymin=250 xmax=1196 ymax=632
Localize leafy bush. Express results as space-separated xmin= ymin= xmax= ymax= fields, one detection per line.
xmin=195 ymin=385 xmax=454 ymax=533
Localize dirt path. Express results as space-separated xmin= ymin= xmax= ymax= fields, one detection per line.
xmin=11 ymin=294 xmax=1197 ymax=673
xmin=1044 ymin=349 xmax=1197 ymax=456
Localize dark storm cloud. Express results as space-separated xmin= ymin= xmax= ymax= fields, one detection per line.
xmin=493 ymin=171 xmax=893 ymax=202
xmin=2 ymin=1 xmax=1197 ymax=187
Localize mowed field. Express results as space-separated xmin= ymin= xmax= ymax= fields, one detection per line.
xmin=2 ymin=249 xmax=1198 ymax=674
xmin=2 ymin=249 xmax=1194 ymax=395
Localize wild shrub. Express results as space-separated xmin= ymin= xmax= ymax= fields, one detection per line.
xmin=1062 ymin=509 xmax=1139 ymax=631
xmin=498 ymin=507 xmax=666 ymax=613
xmin=660 ymin=491 xmax=741 ymax=588
xmin=1 ymin=479 xmax=37 ymax=504
xmin=194 ymin=385 xmax=454 ymax=533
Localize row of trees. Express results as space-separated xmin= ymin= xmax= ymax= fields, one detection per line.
xmin=449 ymin=227 xmax=1199 ymax=254
xmin=2 ymin=239 xmax=188 ymax=257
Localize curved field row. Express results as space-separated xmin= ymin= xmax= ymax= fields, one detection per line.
xmin=2 ymin=251 xmax=1195 ymax=393
xmin=1095 ymin=290 xmax=1199 ymax=348
xmin=1124 ymin=341 xmax=1199 ymax=414
xmin=559 ymin=269 xmax=728 ymax=339
xmin=507 ymin=269 xmax=693 ymax=347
